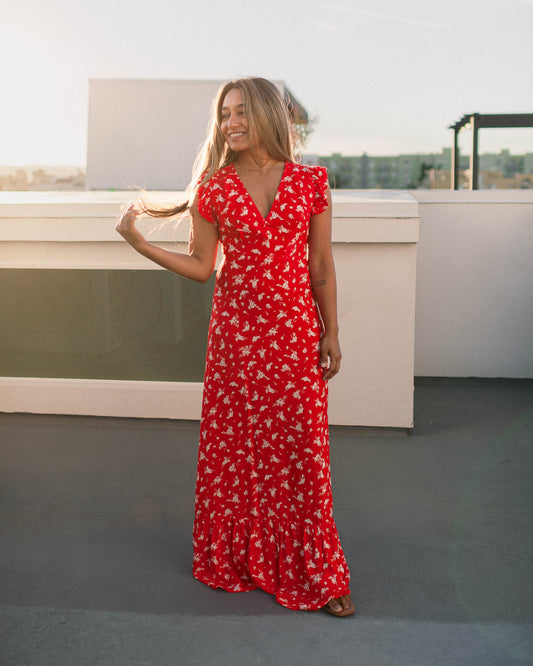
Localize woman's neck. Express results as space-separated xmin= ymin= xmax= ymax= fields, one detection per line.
xmin=234 ymin=151 xmax=283 ymax=172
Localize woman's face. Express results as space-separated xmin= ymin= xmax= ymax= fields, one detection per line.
xmin=220 ymin=88 xmax=254 ymax=153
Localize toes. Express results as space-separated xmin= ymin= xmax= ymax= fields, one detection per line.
xmin=340 ymin=595 xmax=352 ymax=610
xmin=324 ymin=594 xmax=355 ymax=616
xmin=327 ymin=598 xmax=343 ymax=612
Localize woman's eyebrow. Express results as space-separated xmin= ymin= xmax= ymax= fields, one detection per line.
xmin=221 ymin=103 xmax=245 ymax=112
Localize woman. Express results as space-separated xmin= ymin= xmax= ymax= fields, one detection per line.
xmin=116 ymin=77 xmax=354 ymax=617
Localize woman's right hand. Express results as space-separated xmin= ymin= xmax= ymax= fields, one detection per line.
xmin=113 ymin=196 xmax=218 ymax=283
xmin=115 ymin=201 xmax=146 ymax=248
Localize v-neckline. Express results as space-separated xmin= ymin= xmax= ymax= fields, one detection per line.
xmin=231 ymin=161 xmax=288 ymax=222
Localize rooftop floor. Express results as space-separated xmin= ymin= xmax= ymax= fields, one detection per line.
xmin=1 ymin=378 xmax=532 ymax=665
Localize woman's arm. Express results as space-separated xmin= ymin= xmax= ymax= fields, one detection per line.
xmin=308 ymin=187 xmax=341 ymax=380
xmin=115 ymin=198 xmax=218 ymax=283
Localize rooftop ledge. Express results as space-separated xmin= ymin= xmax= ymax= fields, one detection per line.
xmin=0 ymin=190 xmax=420 ymax=248
xmin=2 ymin=189 xmax=532 ymax=258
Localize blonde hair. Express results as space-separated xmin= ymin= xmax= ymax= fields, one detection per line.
xmin=140 ymin=77 xmax=296 ymax=218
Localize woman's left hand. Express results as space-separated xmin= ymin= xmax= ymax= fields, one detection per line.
xmin=319 ymin=332 xmax=342 ymax=380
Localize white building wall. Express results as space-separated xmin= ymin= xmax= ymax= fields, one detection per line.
xmin=86 ymin=79 xmax=222 ymax=191
xmin=0 ymin=191 xmax=419 ymax=428
xmin=1 ymin=190 xmax=532 ymax=426
xmin=412 ymin=190 xmax=533 ymax=378
xmin=86 ymin=79 xmax=301 ymax=191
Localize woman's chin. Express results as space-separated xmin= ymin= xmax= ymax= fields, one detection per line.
xmin=229 ymin=142 xmax=250 ymax=153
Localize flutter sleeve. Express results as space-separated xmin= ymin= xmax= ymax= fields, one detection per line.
xmin=310 ymin=166 xmax=329 ymax=215
xmin=196 ymin=176 xmax=218 ymax=225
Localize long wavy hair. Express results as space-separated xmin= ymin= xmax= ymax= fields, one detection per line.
xmin=140 ymin=77 xmax=296 ymax=218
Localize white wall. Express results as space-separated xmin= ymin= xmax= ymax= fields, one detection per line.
xmin=87 ymin=80 xmax=222 ymax=191
xmin=412 ymin=190 xmax=533 ymax=378
xmin=86 ymin=79 xmax=301 ymax=191
xmin=0 ymin=191 xmax=419 ymax=428
xmin=2 ymin=189 xmax=531 ymax=427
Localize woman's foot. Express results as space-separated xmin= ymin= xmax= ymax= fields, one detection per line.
xmin=323 ymin=594 xmax=355 ymax=617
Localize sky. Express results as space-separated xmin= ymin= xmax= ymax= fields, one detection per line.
xmin=2 ymin=0 xmax=533 ymax=166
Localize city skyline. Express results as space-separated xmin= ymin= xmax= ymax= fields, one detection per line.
xmin=2 ymin=0 xmax=533 ymax=166
xmin=3 ymin=144 xmax=532 ymax=193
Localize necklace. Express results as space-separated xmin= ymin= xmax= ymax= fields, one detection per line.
xmin=234 ymin=160 xmax=283 ymax=173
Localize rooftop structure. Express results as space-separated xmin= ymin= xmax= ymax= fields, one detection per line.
xmin=449 ymin=113 xmax=533 ymax=190
xmin=1 ymin=188 xmax=532 ymax=427
xmin=86 ymin=79 xmax=308 ymax=191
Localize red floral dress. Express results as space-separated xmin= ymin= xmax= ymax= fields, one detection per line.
xmin=193 ymin=161 xmax=351 ymax=611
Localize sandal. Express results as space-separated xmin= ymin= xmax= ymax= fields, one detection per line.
xmin=323 ymin=594 xmax=355 ymax=617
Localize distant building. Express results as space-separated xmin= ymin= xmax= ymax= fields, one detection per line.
xmin=304 ymin=149 xmax=533 ymax=189
xmin=480 ymin=170 xmax=533 ymax=189
xmin=303 ymin=149 xmax=457 ymax=189
xmin=86 ymin=79 xmax=308 ymax=191
xmin=426 ymin=168 xmax=533 ymax=189
xmin=0 ymin=166 xmax=85 ymax=191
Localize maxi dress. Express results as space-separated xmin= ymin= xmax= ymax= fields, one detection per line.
xmin=193 ymin=161 xmax=351 ymax=611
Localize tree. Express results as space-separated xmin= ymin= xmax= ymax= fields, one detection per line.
xmin=292 ymin=116 xmax=317 ymax=152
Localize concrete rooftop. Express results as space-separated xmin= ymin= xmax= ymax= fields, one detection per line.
xmin=1 ymin=378 xmax=532 ymax=665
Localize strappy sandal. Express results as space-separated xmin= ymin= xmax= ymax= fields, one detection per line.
xmin=323 ymin=594 xmax=355 ymax=617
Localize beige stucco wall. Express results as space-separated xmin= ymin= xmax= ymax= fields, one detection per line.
xmin=1 ymin=190 xmax=531 ymax=427
xmin=330 ymin=242 xmax=417 ymax=426
xmin=0 ymin=190 xmax=419 ymax=427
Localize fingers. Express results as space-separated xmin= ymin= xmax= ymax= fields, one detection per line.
xmin=323 ymin=354 xmax=341 ymax=381
xmin=116 ymin=201 xmax=142 ymax=234
xmin=319 ymin=339 xmax=341 ymax=381
xmin=119 ymin=202 xmax=140 ymax=220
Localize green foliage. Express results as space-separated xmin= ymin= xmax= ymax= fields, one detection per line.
xmin=293 ymin=116 xmax=317 ymax=152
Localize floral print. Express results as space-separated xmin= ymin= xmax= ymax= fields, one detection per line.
xmin=193 ymin=162 xmax=350 ymax=611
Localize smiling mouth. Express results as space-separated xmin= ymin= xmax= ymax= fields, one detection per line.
xmin=228 ymin=132 xmax=246 ymax=139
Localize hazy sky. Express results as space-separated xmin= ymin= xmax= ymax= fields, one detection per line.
xmin=2 ymin=0 xmax=533 ymax=165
